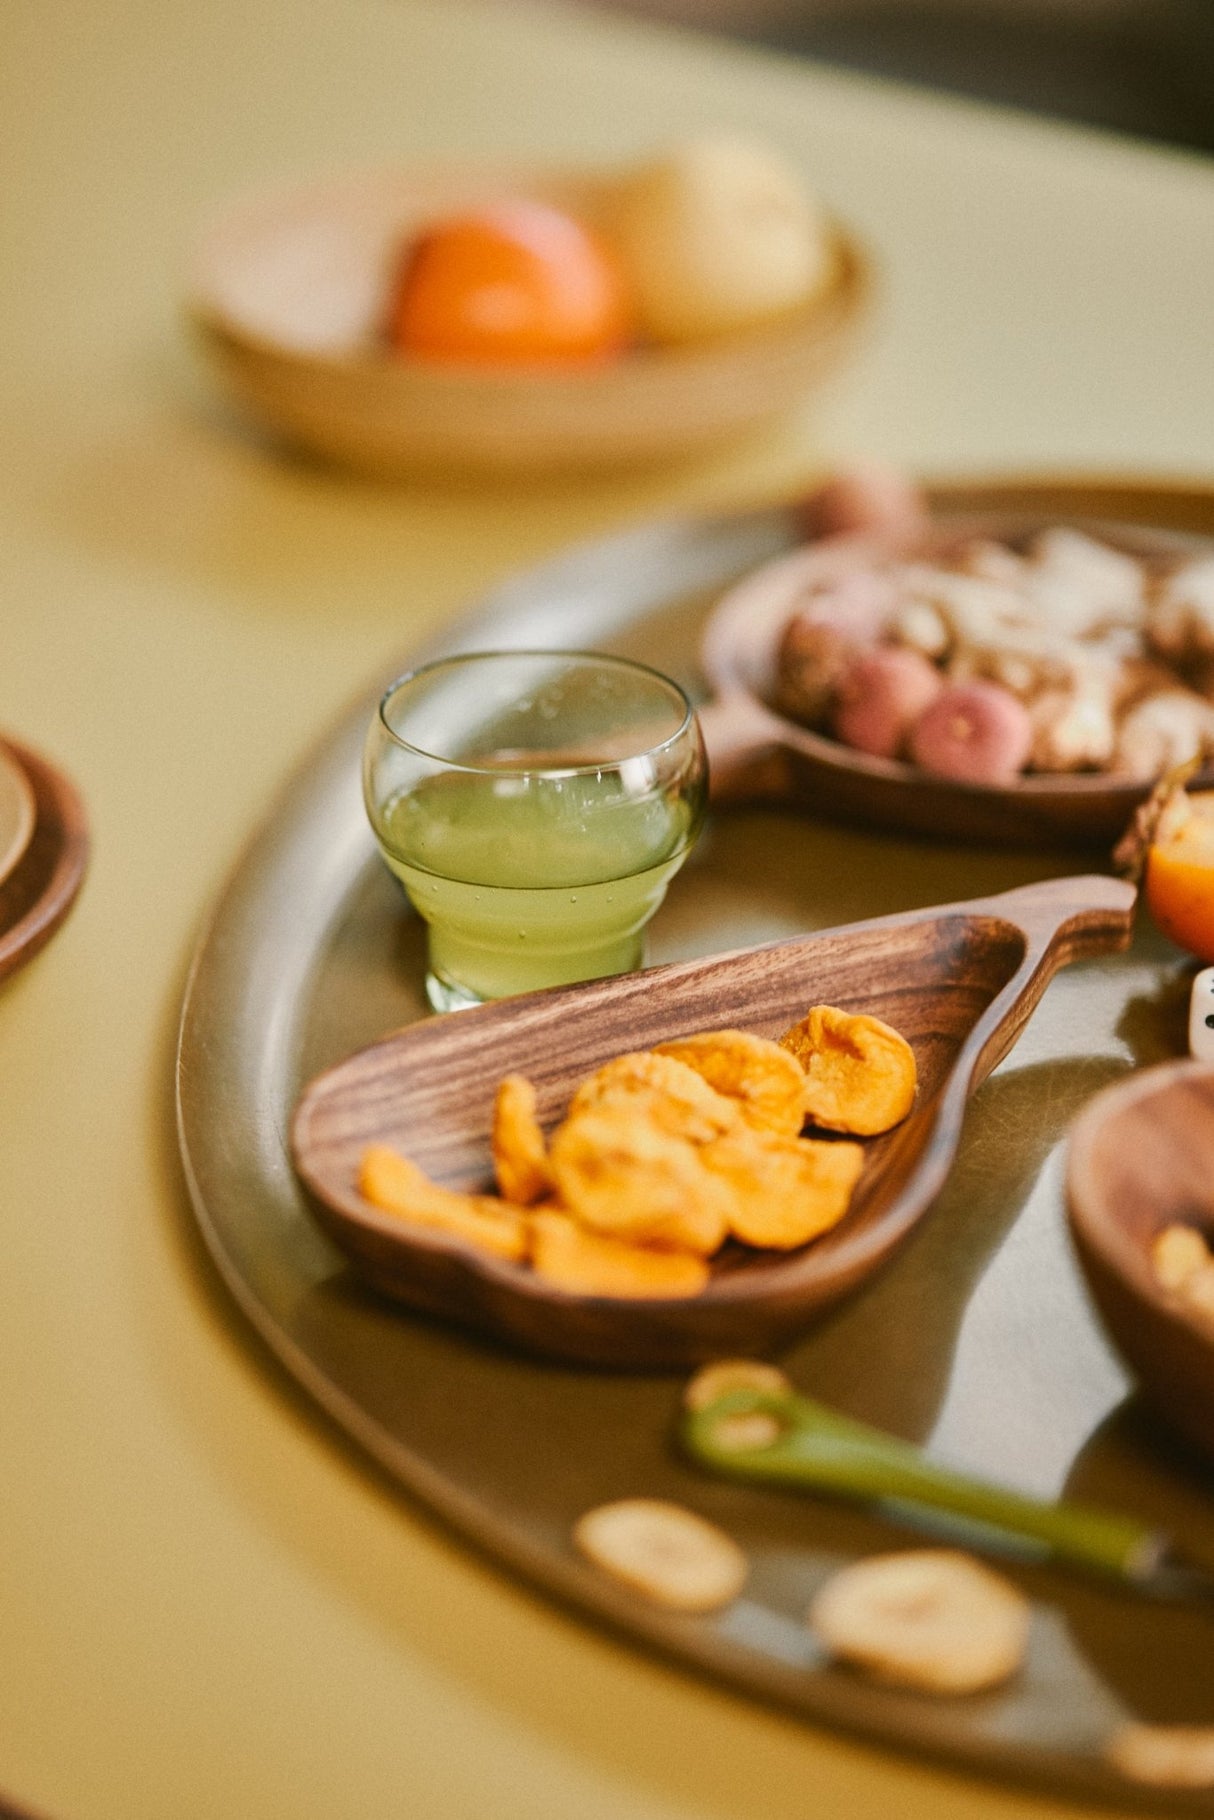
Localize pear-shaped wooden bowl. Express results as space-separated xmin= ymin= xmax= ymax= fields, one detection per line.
xmin=699 ymin=507 xmax=1212 ymax=848
xmin=1067 ymin=1058 xmax=1214 ymax=1464
xmin=292 ymin=874 xmax=1134 ymax=1367
xmin=186 ymin=164 xmax=870 ymax=479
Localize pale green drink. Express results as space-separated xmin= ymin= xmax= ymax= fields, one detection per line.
xmin=378 ymin=771 xmax=698 ymax=1002
xmin=365 ymin=652 xmax=707 ymax=1010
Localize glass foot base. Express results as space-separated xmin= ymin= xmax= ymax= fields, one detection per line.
xmin=424 ymin=970 xmax=486 ymax=1014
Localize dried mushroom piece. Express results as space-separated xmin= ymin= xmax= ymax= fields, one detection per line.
xmin=357 ymin=1143 xmax=527 ymax=1261
xmin=573 ymin=1497 xmax=748 ymax=1611
xmin=808 ymin=1549 xmax=1030 ymax=1695
xmin=779 ymin=1005 xmax=917 ymax=1136
xmin=1146 ymin=554 xmax=1214 ymax=663
xmin=700 ymin=1128 xmax=864 ymax=1248
xmin=491 ymin=1073 xmax=553 ymax=1205
xmin=653 ymin=1029 xmax=808 ymax=1135
xmin=529 ymin=1208 xmax=708 ymax=1299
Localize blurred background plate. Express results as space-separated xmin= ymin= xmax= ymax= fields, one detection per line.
xmin=186 ymin=163 xmax=871 ymax=478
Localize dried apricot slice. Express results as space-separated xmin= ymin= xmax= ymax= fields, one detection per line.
xmin=548 ymin=1105 xmax=731 ymax=1255
xmin=529 ymin=1208 xmax=708 ymax=1299
xmin=654 ymin=1030 xmax=807 ymax=1135
xmin=573 ymin=1498 xmax=748 ymax=1611
xmin=779 ymin=1004 xmax=917 ymax=1135
xmin=492 ymin=1073 xmax=553 ymax=1205
xmin=357 ymin=1143 xmax=527 ymax=1261
xmin=569 ymin=1050 xmax=739 ymax=1143
xmin=700 ymin=1128 xmax=864 ymax=1248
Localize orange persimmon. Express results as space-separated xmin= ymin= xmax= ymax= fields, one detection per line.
xmin=1145 ymin=790 xmax=1214 ymax=963
xmin=388 ymin=199 xmax=632 ymax=365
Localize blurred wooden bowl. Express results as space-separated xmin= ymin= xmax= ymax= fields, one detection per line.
xmin=1066 ymin=1059 xmax=1214 ymax=1463
xmin=185 ymin=164 xmax=872 ymax=479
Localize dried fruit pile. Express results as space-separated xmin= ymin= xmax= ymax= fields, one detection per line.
xmin=386 ymin=135 xmax=836 ymax=366
xmin=358 ymin=1006 xmax=917 ymax=1297
xmin=773 ymin=526 xmax=1214 ymax=784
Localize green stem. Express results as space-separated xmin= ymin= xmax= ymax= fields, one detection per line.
xmin=682 ymin=1390 xmax=1164 ymax=1584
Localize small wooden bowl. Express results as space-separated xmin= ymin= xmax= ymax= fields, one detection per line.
xmin=700 ymin=506 xmax=1214 ymax=848
xmin=0 ymin=744 xmax=36 ymax=891
xmin=1067 ymin=1059 xmax=1214 ymax=1463
xmin=185 ymin=164 xmax=871 ymax=479
xmin=293 ymin=874 xmax=1134 ymax=1368
xmin=0 ymin=734 xmax=88 ymax=986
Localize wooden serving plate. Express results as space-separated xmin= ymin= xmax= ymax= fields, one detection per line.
xmin=699 ymin=505 xmax=1211 ymax=849
xmin=1067 ymin=1059 xmax=1214 ymax=1465
xmin=186 ymin=164 xmax=871 ymax=478
xmin=293 ymin=873 xmax=1134 ymax=1367
xmin=0 ymin=735 xmax=88 ymax=986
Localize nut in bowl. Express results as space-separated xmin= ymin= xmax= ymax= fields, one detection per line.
xmin=700 ymin=483 xmax=1214 ymax=847
xmin=1066 ymin=1058 xmax=1214 ymax=1464
xmin=185 ymin=144 xmax=871 ymax=478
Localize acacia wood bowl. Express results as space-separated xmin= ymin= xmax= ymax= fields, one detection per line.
xmin=699 ymin=502 xmax=1213 ymax=849
xmin=185 ymin=163 xmax=871 ymax=479
xmin=292 ymin=874 xmax=1134 ymax=1368
xmin=0 ymin=734 xmax=89 ymax=986
xmin=1067 ymin=1058 xmax=1214 ymax=1464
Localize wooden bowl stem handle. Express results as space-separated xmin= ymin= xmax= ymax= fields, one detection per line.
xmin=967 ymin=875 xmax=1137 ymax=1085
xmin=698 ymin=692 xmax=793 ymax=806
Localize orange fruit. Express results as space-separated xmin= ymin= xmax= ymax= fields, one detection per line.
xmin=389 ymin=199 xmax=632 ymax=365
xmin=1145 ymin=790 xmax=1214 ymax=962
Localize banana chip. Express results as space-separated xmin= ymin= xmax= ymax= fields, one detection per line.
xmin=683 ymin=1357 xmax=793 ymax=1412
xmin=1106 ymin=1722 xmax=1214 ymax=1788
xmin=530 ymin=1208 xmax=708 ymax=1299
xmin=549 ymin=1105 xmax=731 ymax=1255
xmin=654 ymin=1030 xmax=807 ymax=1135
xmin=700 ymin=1128 xmax=864 ymax=1248
xmin=779 ymin=1004 xmax=917 ymax=1135
xmin=568 ymin=1050 xmax=739 ymax=1143
xmin=492 ymin=1073 xmax=553 ymax=1205
xmin=358 ymin=1143 xmax=527 ymax=1261
xmin=573 ymin=1497 xmax=748 ymax=1612
xmin=808 ymin=1549 xmax=1030 ymax=1694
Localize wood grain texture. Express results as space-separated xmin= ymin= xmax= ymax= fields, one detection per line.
xmin=700 ymin=501 xmax=1214 ymax=848
xmin=186 ymin=163 xmax=871 ymax=478
xmin=1067 ymin=1059 xmax=1214 ymax=1464
xmin=293 ymin=874 xmax=1135 ymax=1366
xmin=0 ymin=736 xmax=88 ymax=986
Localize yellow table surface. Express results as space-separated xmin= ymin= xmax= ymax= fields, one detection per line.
xmin=3 ymin=2 xmax=1214 ymax=1815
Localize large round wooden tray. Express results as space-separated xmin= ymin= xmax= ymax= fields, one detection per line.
xmin=177 ymin=478 xmax=1214 ymax=1809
